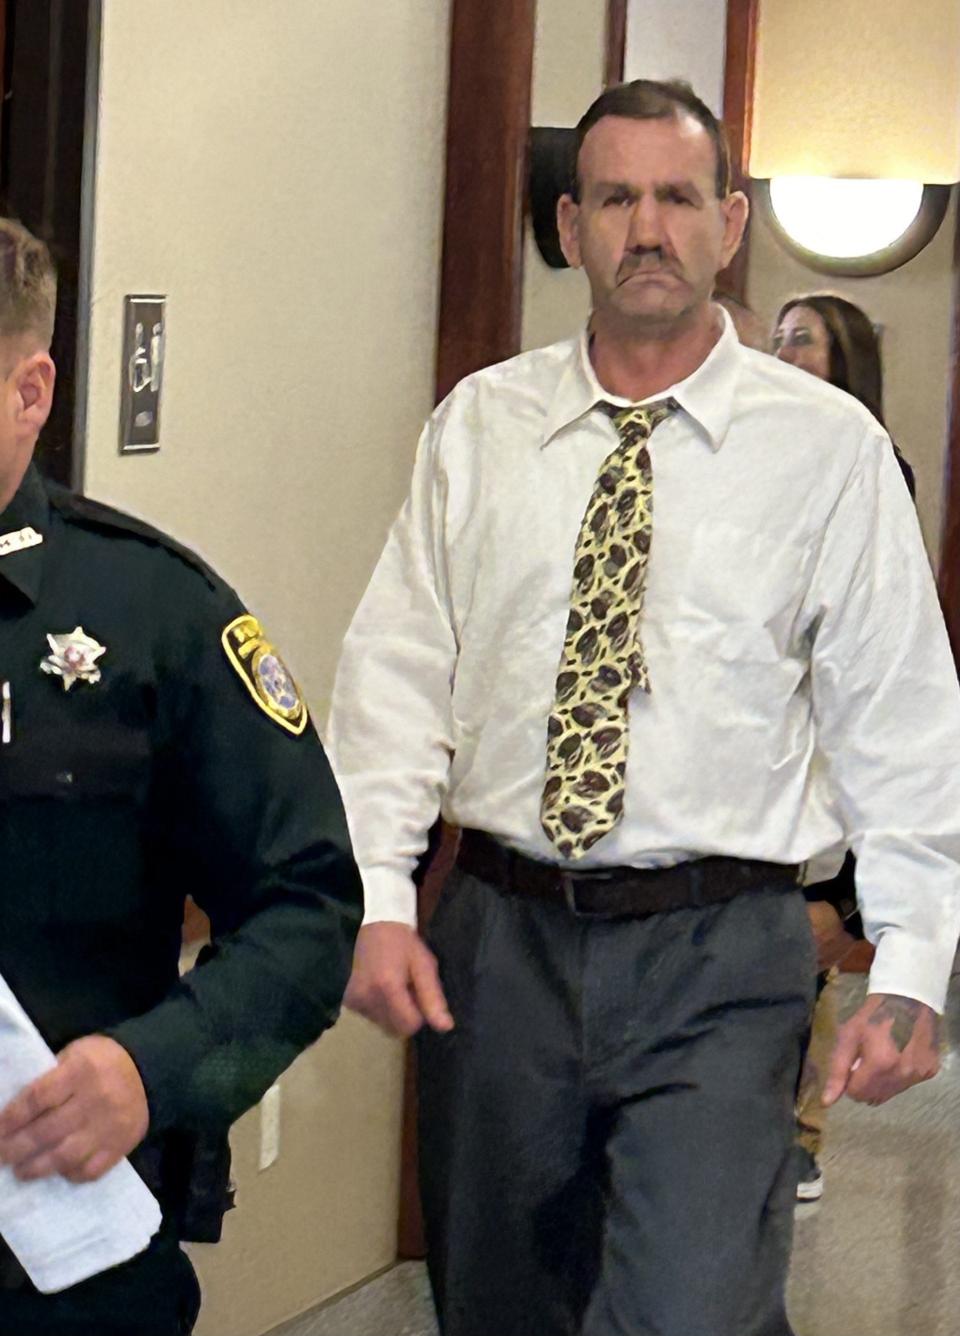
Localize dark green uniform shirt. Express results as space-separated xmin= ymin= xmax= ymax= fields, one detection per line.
xmin=0 ymin=465 xmax=362 ymax=1227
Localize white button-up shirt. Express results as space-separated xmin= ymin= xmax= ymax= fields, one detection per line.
xmin=328 ymin=314 xmax=960 ymax=1012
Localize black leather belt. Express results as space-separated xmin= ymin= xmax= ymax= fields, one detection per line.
xmin=457 ymin=829 xmax=800 ymax=918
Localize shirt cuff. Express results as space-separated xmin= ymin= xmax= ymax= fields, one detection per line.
xmin=866 ymin=925 xmax=957 ymax=1014
xmin=360 ymin=866 xmax=419 ymax=927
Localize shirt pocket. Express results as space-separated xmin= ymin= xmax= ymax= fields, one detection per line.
xmin=669 ymin=519 xmax=812 ymax=664
xmin=0 ymin=726 xmax=152 ymax=923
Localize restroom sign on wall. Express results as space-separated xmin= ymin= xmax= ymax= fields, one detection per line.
xmin=119 ymin=295 xmax=166 ymax=454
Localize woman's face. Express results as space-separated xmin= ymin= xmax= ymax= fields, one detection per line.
xmin=772 ymin=305 xmax=832 ymax=381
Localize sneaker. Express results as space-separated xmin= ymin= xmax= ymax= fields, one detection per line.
xmin=796 ymin=1149 xmax=824 ymax=1202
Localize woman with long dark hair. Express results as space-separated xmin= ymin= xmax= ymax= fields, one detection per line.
xmin=773 ymin=293 xmax=915 ymax=495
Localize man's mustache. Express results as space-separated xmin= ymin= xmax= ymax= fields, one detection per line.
xmin=616 ymin=249 xmax=681 ymax=281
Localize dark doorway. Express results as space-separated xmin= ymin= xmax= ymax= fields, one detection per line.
xmin=0 ymin=0 xmax=95 ymax=489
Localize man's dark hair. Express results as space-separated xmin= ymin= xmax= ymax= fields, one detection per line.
xmin=572 ymin=79 xmax=732 ymax=202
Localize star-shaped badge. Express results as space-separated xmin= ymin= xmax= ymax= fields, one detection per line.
xmin=40 ymin=627 xmax=107 ymax=691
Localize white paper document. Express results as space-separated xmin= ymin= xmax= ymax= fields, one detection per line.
xmin=0 ymin=973 xmax=161 ymax=1293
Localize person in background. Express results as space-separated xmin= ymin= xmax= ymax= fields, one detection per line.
xmin=774 ymin=291 xmax=917 ymax=1202
xmin=773 ymin=293 xmax=915 ymax=496
xmin=0 ymin=217 xmax=363 ymax=1334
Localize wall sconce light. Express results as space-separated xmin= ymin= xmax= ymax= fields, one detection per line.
xmin=749 ymin=0 xmax=960 ymax=275
xmin=758 ymin=177 xmax=951 ymax=277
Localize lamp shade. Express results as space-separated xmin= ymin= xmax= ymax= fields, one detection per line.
xmin=748 ymin=0 xmax=960 ymax=183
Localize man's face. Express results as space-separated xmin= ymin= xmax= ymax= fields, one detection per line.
xmin=557 ymin=113 xmax=747 ymax=332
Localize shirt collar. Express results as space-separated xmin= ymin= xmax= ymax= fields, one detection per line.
xmin=541 ymin=306 xmax=743 ymax=452
xmin=0 ymin=464 xmax=49 ymax=606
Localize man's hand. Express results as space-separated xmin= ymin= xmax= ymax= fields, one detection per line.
xmin=0 ymin=1035 xmax=149 ymax=1183
xmin=806 ymin=899 xmax=858 ymax=970
xmin=345 ymin=922 xmax=454 ymax=1039
xmin=823 ymin=993 xmax=941 ymax=1108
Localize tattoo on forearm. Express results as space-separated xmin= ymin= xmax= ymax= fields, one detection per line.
xmin=868 ymin=997 xmax=924 ymax=1053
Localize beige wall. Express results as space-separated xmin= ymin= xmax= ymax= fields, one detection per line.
xmin=746 ymin=198 xmax=956 ymax=562
xmin=82 ymin=3 xmax=449 ymax=1333
xmin=750 ymin=0 xmax=960 ymax=182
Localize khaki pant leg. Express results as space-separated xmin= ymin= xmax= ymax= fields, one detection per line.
xmin=795 ymin=970 xmax=839 ymax=1155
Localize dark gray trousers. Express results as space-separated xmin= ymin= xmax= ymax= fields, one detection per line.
xmin=418 ymin=868 xmax=817 ymax=1336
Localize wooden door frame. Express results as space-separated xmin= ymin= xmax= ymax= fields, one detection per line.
xmin=434 ymin=0 xmax=537 ymax=402
xmin=604 ymin=0 xmax=628 ymax=86
xmin=398 ymin=0 xmax=538 ymax=1259
xmin=718 ymin=0 xmax=759 ymax=301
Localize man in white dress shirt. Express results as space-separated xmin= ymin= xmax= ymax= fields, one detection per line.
xmin=328 ymin=80 xmax=960 ymax=1336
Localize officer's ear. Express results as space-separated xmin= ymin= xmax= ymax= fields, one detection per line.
xmin=13 ymin=350 xmax=55 ymax=438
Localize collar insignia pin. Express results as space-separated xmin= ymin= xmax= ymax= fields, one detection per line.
xmin=40 ymin=627 xmax=107 ymax=691
xmin=0 ymin=526 xmax=43 ymax=558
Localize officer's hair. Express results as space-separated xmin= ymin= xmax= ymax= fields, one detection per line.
xmin=0 ymin=218 xmax=56 ymax=349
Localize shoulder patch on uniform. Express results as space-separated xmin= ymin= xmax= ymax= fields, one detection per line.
xmin=47 ymin=485 xmax=221 ymax=592
xmin=221 ymin=614 xmax=308 ymax=736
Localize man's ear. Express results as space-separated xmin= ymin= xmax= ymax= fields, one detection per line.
xmin=557 ymin=193 xmax=583 ymax=269
xmin=719 ymin=190 xmax=750 ymax=270
xmin=14 ymin=352 xmax=55 ymax=437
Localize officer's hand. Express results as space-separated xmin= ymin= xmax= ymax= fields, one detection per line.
xmin=0 ymin=1035 xmax=149 ymax=1183
xmin=345 ymin=922 xmax=454 ymax=1039
xmin=806 ymin=899 xmax=857 ymax=970
xmin=823 ymin=993 xmax=941 ymax=1108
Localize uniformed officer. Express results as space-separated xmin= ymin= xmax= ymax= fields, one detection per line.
xmin=0 ymin=217 xmax=363 ymax=1333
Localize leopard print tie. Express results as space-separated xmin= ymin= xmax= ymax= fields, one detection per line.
xmin=540 ymin=399 xmax=676 ymax=859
